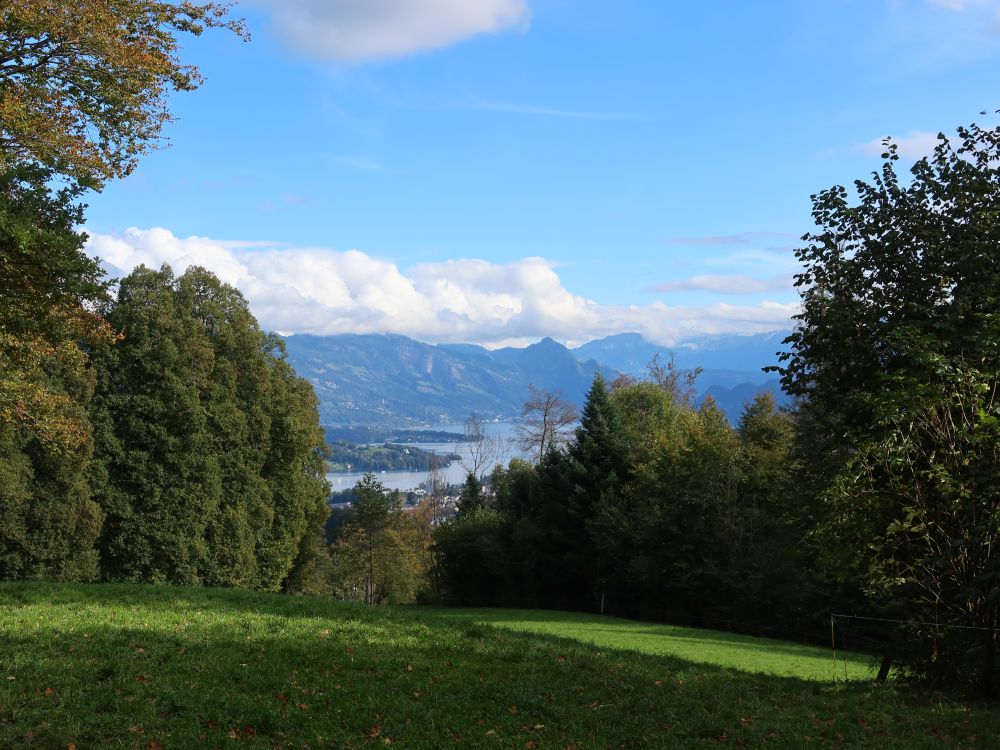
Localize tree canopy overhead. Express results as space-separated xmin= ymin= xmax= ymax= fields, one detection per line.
xmin=0 ymin=1 xmax=246 ymax=187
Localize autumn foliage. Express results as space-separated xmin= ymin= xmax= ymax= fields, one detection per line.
xmin=0 ymin=1 xmax=246 ymax=186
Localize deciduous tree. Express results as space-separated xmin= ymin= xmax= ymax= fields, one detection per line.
xmin=515 ymin=385 xmax=577 ymax=463
xmin=0 ymin=164 xmax=111 ymax=581
xmin=776 ymin=123 xmax=1000 ymax=693
xmin=0 ymin=0 xmax=246 ymax=186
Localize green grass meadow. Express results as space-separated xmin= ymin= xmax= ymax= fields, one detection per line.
xmin=1 ymin=584 xmax=996 ymax=749
xmin=425 ymin=608 xmax=872 ymax=682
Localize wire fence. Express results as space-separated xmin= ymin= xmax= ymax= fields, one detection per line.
xmin=829 ymin=613 xmax=1000 ymax=686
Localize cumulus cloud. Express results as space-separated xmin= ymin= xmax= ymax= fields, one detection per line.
xmin=646 ymin=274 xmax=794 ymax=295
xmin=85 ymin=227 xmax=797 ymax=347
xmin=255 ymin=0 xmax=530 ymax=62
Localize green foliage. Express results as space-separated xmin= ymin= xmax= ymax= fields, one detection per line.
xmin=89 ymin=264 xmax=329 ymax=591
xmin=331 ymin=514 xmax=424 ymax=605
xmin=0 ymin=1 xmax=246 ymax=187
xmin=434 ymin=509 xmax=509 ymax=605
xmin=0 ymin=4 xmax=332 ymax=596
xmin=438 ymin=371 xmax=819 ymax=638
xmin=326 ymin=440 xmax=460 ymax=473
xmin=0 ymin=164 xmax=111 ymax=582
xmin=777 ymin=123 xmax=1000 ymax=693
xmin=333 ymin=474 xmax=425 ymax=605
xmin=456 ymin=472 xmax=484 ymax=516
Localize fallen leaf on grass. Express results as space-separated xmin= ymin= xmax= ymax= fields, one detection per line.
xmin=129 ymin=725 xmax=143 ymax=735
xmin=366 ymin=724 xmax=382 ymax=739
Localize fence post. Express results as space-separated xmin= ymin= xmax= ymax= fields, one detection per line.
xmin=831 ymin=615 xmax=839 ymax=686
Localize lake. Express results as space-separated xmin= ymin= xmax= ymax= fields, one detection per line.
xmin=325 ymin=421 xmax=526 ymax=493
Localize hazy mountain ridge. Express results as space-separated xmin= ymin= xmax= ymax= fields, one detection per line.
xmin=572 ymin=331 xmax=792 ymax=419
xmin=283 ymin=333 xmax=614 ymax=428
xmin=572 ymin=331 xmax=788 ymax=381
xmin=283 ymin=331 xmax=791 ymax=428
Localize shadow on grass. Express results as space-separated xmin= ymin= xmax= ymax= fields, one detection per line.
xmin=1 ymin=583 xmax=993 ymax=749
xmin=414 ymin=606 xmax=876 ymax=680
xmin=1 ymin=584 xmax=874 ymax=680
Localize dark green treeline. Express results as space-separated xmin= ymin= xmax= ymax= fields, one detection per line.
xmin=0 ymin=169 xmax=330 ymax=590
xmin=88 ymin=265 xmax=330 ymax=590
xmin=435 ymin=374 xmax=848 ymax=633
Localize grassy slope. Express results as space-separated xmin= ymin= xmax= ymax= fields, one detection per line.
xmin=0 ymin=584 xmax=994 ymax=749
xmin=422 ymin=609 xmax=872 ymax=682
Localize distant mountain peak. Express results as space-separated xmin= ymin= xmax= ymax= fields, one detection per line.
xmin=531 ymin=336 xmax=564 ymax=350
xmin=282 ymin=332 xmax=613 ymax=429
xmin=280 ymin=331 xmax=791 ymax=429
xmin=571 ymin=332 xmax=645 ymax=349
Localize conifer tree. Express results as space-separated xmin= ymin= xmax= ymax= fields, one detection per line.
xmin=457 ymin=472 xmax=484 ymax=516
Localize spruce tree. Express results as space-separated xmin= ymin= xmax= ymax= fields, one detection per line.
xmin=457 ymin=472 xmax=484 ymax=516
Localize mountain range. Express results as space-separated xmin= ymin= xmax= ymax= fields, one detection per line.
xmin=282 ymin=334 xmax=614 ymax=428
xmin=282 ymin=331 xmax=792 ymax=428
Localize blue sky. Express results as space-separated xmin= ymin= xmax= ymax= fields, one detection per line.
xmin=84 ymin=0 xmax=1000 ymax=347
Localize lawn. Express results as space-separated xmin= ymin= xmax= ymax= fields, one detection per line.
xmin=0 ymin=583 xmax=995 ymax=749
xmin=418 ymin=608 xmax=875 ymax=683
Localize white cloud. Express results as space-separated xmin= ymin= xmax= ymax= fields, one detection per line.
xmin=646 ymin=274 xmax=794 ymax=295
xmin=666 ymin=232 xmax=797 ymax=247
xmin=461 ymin=100 xmax=626 ymax=120
xmin=928 ymin=0 xmax=988 ymax=10
xmin=255 ymin=0 xmax=530 ymax=62
xmin=85 ymin=227 xmax=797 ymax=348
xmin=856 ymin=130 xmax=946 ymax=158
